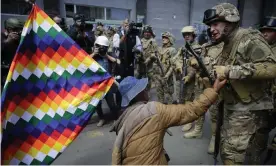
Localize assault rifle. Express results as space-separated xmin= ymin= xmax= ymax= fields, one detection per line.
xmin=179 ymin=47 xmax=188 ymax=103
xmin=185 ymin=42 xmax=224 ymax=165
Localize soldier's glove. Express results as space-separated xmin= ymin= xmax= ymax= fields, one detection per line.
xmin=176 ymin=67 xmax=182 ymax=74
xmin=163 ymin=74 xmax=169 ymax=81
xmin=182 ymin=76 xmax=190 ymax=84
xmin=190 ymin=58 xmax=199 ymax=69
xmin=213 ymin=66 xmax=230 ymax=80
xmin=201 ymin=77 xmax=212 ymax=88
xmin=132 ymin=47 xmax=141 ymax=54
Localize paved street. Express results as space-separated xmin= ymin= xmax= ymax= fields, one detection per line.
xmin=53 ymin=88 xmax=276 ymax=165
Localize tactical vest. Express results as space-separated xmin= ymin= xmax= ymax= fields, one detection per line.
xmin=219 ymin=28 xmax=273 ymax=104
xmin=159 ymin=47 xmax=175 ymax=72
xmin=141 ymin=38 xmax=157 ymax=70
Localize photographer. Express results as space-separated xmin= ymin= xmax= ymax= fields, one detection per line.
xmin=118 ymin=19 xmax=142 ymax=78
xmin=52 ymin=15 xmax=68 ymax=32
xmin=1 ymin=18 xmax=24 ymax=90
xmin=91 ymin=36 xmax=121 ymax=127
xmin=68 ymin=14 xmax=95 ymax=54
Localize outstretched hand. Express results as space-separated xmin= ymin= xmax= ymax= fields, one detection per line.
xmin=213 ymin=78 xmax=227 ymax=92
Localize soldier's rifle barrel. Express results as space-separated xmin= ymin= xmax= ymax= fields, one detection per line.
xmin=185 ymin=42 xmax=214 ymax=84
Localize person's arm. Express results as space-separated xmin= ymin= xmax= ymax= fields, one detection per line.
xmin=215 ymin=38 xmax=276 ymax=80
xmin=134 ymin=36 xmax=143 ymax=52
xmin=113 ymin=34 xmax=120 ymax=48
xmin=106 ymin=54 xmax=121 ymax=65
xmin=156 ymin=79 xmax=226 ymax=128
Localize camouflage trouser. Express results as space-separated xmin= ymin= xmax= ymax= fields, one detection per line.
xmin=156 ymin=80 xmax=174 ymax=104
xmin=220 ymin=109 xmax=270 ymax=165
xmin=174 ymin=80 xmax=180 ymax=102
xmin=193 ymin=85 xmax=205 ymax=124
xmin=137 ymin=70 xmax=154 ymax=91
xmin=209 ymin=101 xmax=219 ymax=136
xmin=179 ymin=82 xmax=195 ymax=104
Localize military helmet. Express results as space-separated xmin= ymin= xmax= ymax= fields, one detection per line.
xmin=259 ymin=16 xmax=276 ymax=31
xmin=142 ymin=25 xmax=155 ymax=37
xmin=181 ymin=26 xmax=196 ymax=34
xmin=4 ymin=18 xmax=24 ymax=29
xmin=162 ymin=31 xmax=175 ymax=45
xmin=203 ymin=3 xmax=240 ymax=25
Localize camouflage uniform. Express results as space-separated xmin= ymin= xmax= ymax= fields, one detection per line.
xmin=155 ymin=32 xmax=177 ymax=104
xmin=173 ymin=41 xmax=201 ymax=103
xmin=201 ymin=42 xmax=224 ymax=153
xmin=136 ymin=25 xmax=158 ymax=90
xmin=203 ymin=3 xmax=276 ymax=164
xmin=173 ymin=26 xmax=201 ymax=131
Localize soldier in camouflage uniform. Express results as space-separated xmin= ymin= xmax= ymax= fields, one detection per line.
xmin=155 ymin=32 xmax=177 ymax=104
xmin=259 ymin=16 xmax=276 ymax=160
xmin=136 ymin=25 xmax=158 ymax=90
xmin=188 ymin=41 xmax=224 ymax=152
xmin=203 ymin=3 xmax=276 ymax=164
xmin=173 ymin=26 xmax=201 ymax=132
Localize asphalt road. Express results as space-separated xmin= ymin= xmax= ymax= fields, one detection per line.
xmin=52 ymin=88 xmax=276 ymax=165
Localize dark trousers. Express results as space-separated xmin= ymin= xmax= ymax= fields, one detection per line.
xmin=96 ymin=86 xmax=118 ymax=120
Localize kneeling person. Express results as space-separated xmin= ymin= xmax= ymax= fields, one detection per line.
xmin=110 ymin=76 xmax=226 ymax=165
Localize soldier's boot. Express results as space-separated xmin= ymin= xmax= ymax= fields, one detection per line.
xmin=182 ymin=123 xmax=193 ymax=132
xmin=207 ymin=135 xmax=215 ymax=154
xmin=223 ymin=159 xmax=242 ymax=165
xmin=208 ymin=121 xmax=216 ymax=154
xmin=183 ymin=116 xmax=204 ymax=139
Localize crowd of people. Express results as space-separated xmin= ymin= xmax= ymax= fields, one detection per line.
xmin=1 ymin=2 xmax=276 ymax=165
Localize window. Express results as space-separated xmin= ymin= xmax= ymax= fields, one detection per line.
xmin=44 ymin=0 xmax=59 ymax=17
xmin=76 ymin=6 xmax=104 ymax=20
xmin=106 ymin=8 xmax=130 ymax=20
xmin=1 ymin=0 xmax=31 ymax=15
xmin=65 ymin=4 xmax=74 ymax=18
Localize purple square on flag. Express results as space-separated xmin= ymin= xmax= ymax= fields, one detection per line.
xmin=44 ymin=126 xmax=54 ymax=135
xmin=74 ymin=80 xmax=83 ymax=90
xmin=33 ymin=33 xmax=41 ymax=46
xmin=49 ymin=40 xmax=60 ymax=51
xmin=67 ymin=121 xmax=76 ymax=131
xmin=37 ymin=121 xmax=47 ymax=131
xmin=38 ymin=40 xmax=48 ymax=52
xmin=31 ymin=128 xmax=41 ymax=138
xmin=60 ymin=119 xmax=69 ymax=127
xmin=49 ymin=119 xmax=59 ymax=129
xmin=56 ymin=124 xmax=65 ymax=133
xmin=54 ymin=33 xmax=65 ymax=44
xmin=61 ymin=39 xmax=72 ymax=50
xmin=36 ymin=80 xmax=46 ymax=90
xmin=43 ymin=34 xmax=54 ymax=44
xmin=64 ymin=82 xmax=73 ymax=92
xmin=24 ymin=82 xmax=34 ymax=92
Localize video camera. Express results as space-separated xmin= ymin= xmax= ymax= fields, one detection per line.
xmin=128 ymin=22 xmax=143 ymax=35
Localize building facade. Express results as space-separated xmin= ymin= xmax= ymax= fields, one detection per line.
xmin=2 ymin=0 xmax=276 ymax=46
